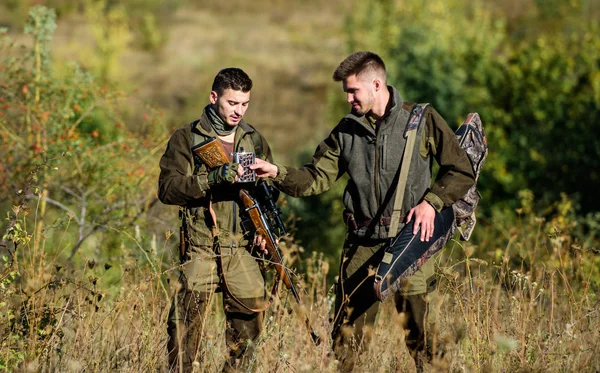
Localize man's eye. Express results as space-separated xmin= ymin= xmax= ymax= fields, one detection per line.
xmin=242 ymin=103 xmax=248 ymax=107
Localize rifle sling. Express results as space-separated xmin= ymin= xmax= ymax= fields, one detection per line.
xmin=388 ymin=104 xmax=429 ymax=237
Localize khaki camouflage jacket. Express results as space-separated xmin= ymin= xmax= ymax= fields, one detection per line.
xmin=273 ymin=86 xmax=475 ymax=239
xmin=158 ymin=109 xmax=273 ymax=249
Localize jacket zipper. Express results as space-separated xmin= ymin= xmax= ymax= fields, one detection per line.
xmin=381 ymin=134 xmax=387 ymax=171
xmin=231 ymin=142 xmax=243 ymax=247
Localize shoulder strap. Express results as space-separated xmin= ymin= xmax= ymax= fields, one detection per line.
xmin=388 ymin=103 xmax=429 ymax=237
xmin=249 ymin=128 xmax=267 ymax=159
xmin=190 ymin=120 xmax=203 ymax=146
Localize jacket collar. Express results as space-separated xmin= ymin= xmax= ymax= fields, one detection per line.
xmin=344 ymin=86 xmax=404 ymax=133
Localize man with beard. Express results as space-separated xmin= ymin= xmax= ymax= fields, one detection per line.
xmin=250 ymin=52 xmax=475 ymax=371
xmin=159 ymin=68 xmax=273 ymax=372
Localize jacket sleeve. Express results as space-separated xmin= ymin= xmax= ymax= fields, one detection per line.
xmin=423 ymin=108 xmax=476 ymax=211
xmin=158 ymin=127 xmax=210 ymax=206
xmin=272 ymin=127 xmax=343 ymax=197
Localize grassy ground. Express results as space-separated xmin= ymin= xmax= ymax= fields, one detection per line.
xmin=5 ymin=231 xmax=599 ymax=372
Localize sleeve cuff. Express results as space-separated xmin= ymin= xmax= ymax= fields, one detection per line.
xmin=424 ymin=191 xmax=444 ymax=213
xmin=197 ymin=174 xmax=210 ymax=188
xmin=272 ymin=164 xmax=287 ymax=183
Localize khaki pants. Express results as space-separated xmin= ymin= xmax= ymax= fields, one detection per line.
xmin=167 ymin=244 xmax=266 ymax=372
xmin=332 ymin=234 xmax=440 ymax=371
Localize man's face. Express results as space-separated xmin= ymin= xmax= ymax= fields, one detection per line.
xmin=343 ymin=73 xmax=376 ymax=117
xmin=210 ymin=88 xmax=251 ymax=126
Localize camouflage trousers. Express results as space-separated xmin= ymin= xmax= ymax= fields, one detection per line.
xmin=331 ymin=234 xmax=442 ymax=372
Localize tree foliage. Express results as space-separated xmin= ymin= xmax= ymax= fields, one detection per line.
xmin=0 ymin=6 xmax=162 ymax=264
xmin=0 ymin=8 xmax=168 ymax=369
xmin=345 ymin=0 xmax=600 ymax=214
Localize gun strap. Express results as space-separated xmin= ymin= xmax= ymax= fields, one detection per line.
xmin=208 ymin=197 xmax=279 ymax=313
xmin=388 ymin=103 xmax=429 ymax=237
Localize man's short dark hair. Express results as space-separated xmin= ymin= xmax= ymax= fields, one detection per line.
xmin=212 ymin=68 xmax=253 ymax=95
xmin=332 ymin=51 xmax=386 ymax=82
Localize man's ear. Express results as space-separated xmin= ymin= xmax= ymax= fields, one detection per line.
xmin=373 ymin=78 xmax=383 ymax=92
xmin=209 ymin=91 xmax=218 ymax=104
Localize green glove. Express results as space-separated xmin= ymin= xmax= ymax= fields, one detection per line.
xmin=207 ymin=162 xmax=239 ymax=186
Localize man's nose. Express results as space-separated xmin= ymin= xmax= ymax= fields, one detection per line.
xmin=347 ymin=93 xmax=354 ymax=103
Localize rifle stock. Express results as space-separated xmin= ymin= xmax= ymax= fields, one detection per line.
xmin=239 ymin=190 xmax=294 ymax=287
xmin=239 ymin=188 xmax=321 ymax=345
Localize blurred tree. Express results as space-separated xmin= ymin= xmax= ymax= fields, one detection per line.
xmin=84 ymin=0 xmax=133 ymax=83
xmin=282 ymin=83 xmax=353 ymax=274
xmin=0 ymin=6 xmax=162 ymax=265
xmin=494 ymin=30 xmax=600 ymax=213
xmin=344 ymin=0 xmax=600 ymax=214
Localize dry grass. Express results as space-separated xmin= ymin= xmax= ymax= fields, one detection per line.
xmin=3 ymin=226 xmax=599 ymax=373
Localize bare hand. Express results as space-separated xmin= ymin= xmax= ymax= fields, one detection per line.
xmin=249 ymin=158 xmax=278 ymax=178
xmin=406 ymin=201 xmax=436 ymax=242
xmin=253 ymin=235 xmax=268 ymax=254
xmin=234 ymin=163 xmax=244 ymax=182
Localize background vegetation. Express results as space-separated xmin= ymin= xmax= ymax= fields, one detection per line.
xmin=1 ymin=0 xmax=598 ymax=372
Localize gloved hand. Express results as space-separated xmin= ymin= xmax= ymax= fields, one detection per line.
xmin=207 ymin=162 xmax=240 ymax=186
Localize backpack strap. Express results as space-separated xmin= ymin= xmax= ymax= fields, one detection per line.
xmin=388 ymin=103 xmax=429 ymax=237
xmin=249 ymin=128 xmax=267 ymax=159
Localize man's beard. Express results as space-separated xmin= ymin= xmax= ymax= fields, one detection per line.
xmin=351 ymin=104 xmax=367 ymax=116
xmin=350 ymin=93 xmax=374 ymax=117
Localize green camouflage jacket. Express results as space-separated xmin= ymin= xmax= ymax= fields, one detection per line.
xmin=273 ymin=86 xmax=475 ymax=239
xmin=158 ymin=109 xmax=273 ymax=249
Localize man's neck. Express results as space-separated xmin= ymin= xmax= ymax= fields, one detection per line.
xmin=218 ymin=131 xmax=236 ymax=143
xmin=369 ymin=87 xmax=391 ymax=120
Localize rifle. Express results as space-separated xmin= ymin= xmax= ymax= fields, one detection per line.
xmin=240 ymin=182 xmax=321 ymax=345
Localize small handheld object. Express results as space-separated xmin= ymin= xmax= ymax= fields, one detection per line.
xmin=234 ymin=152 xmax=256 ymax=183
